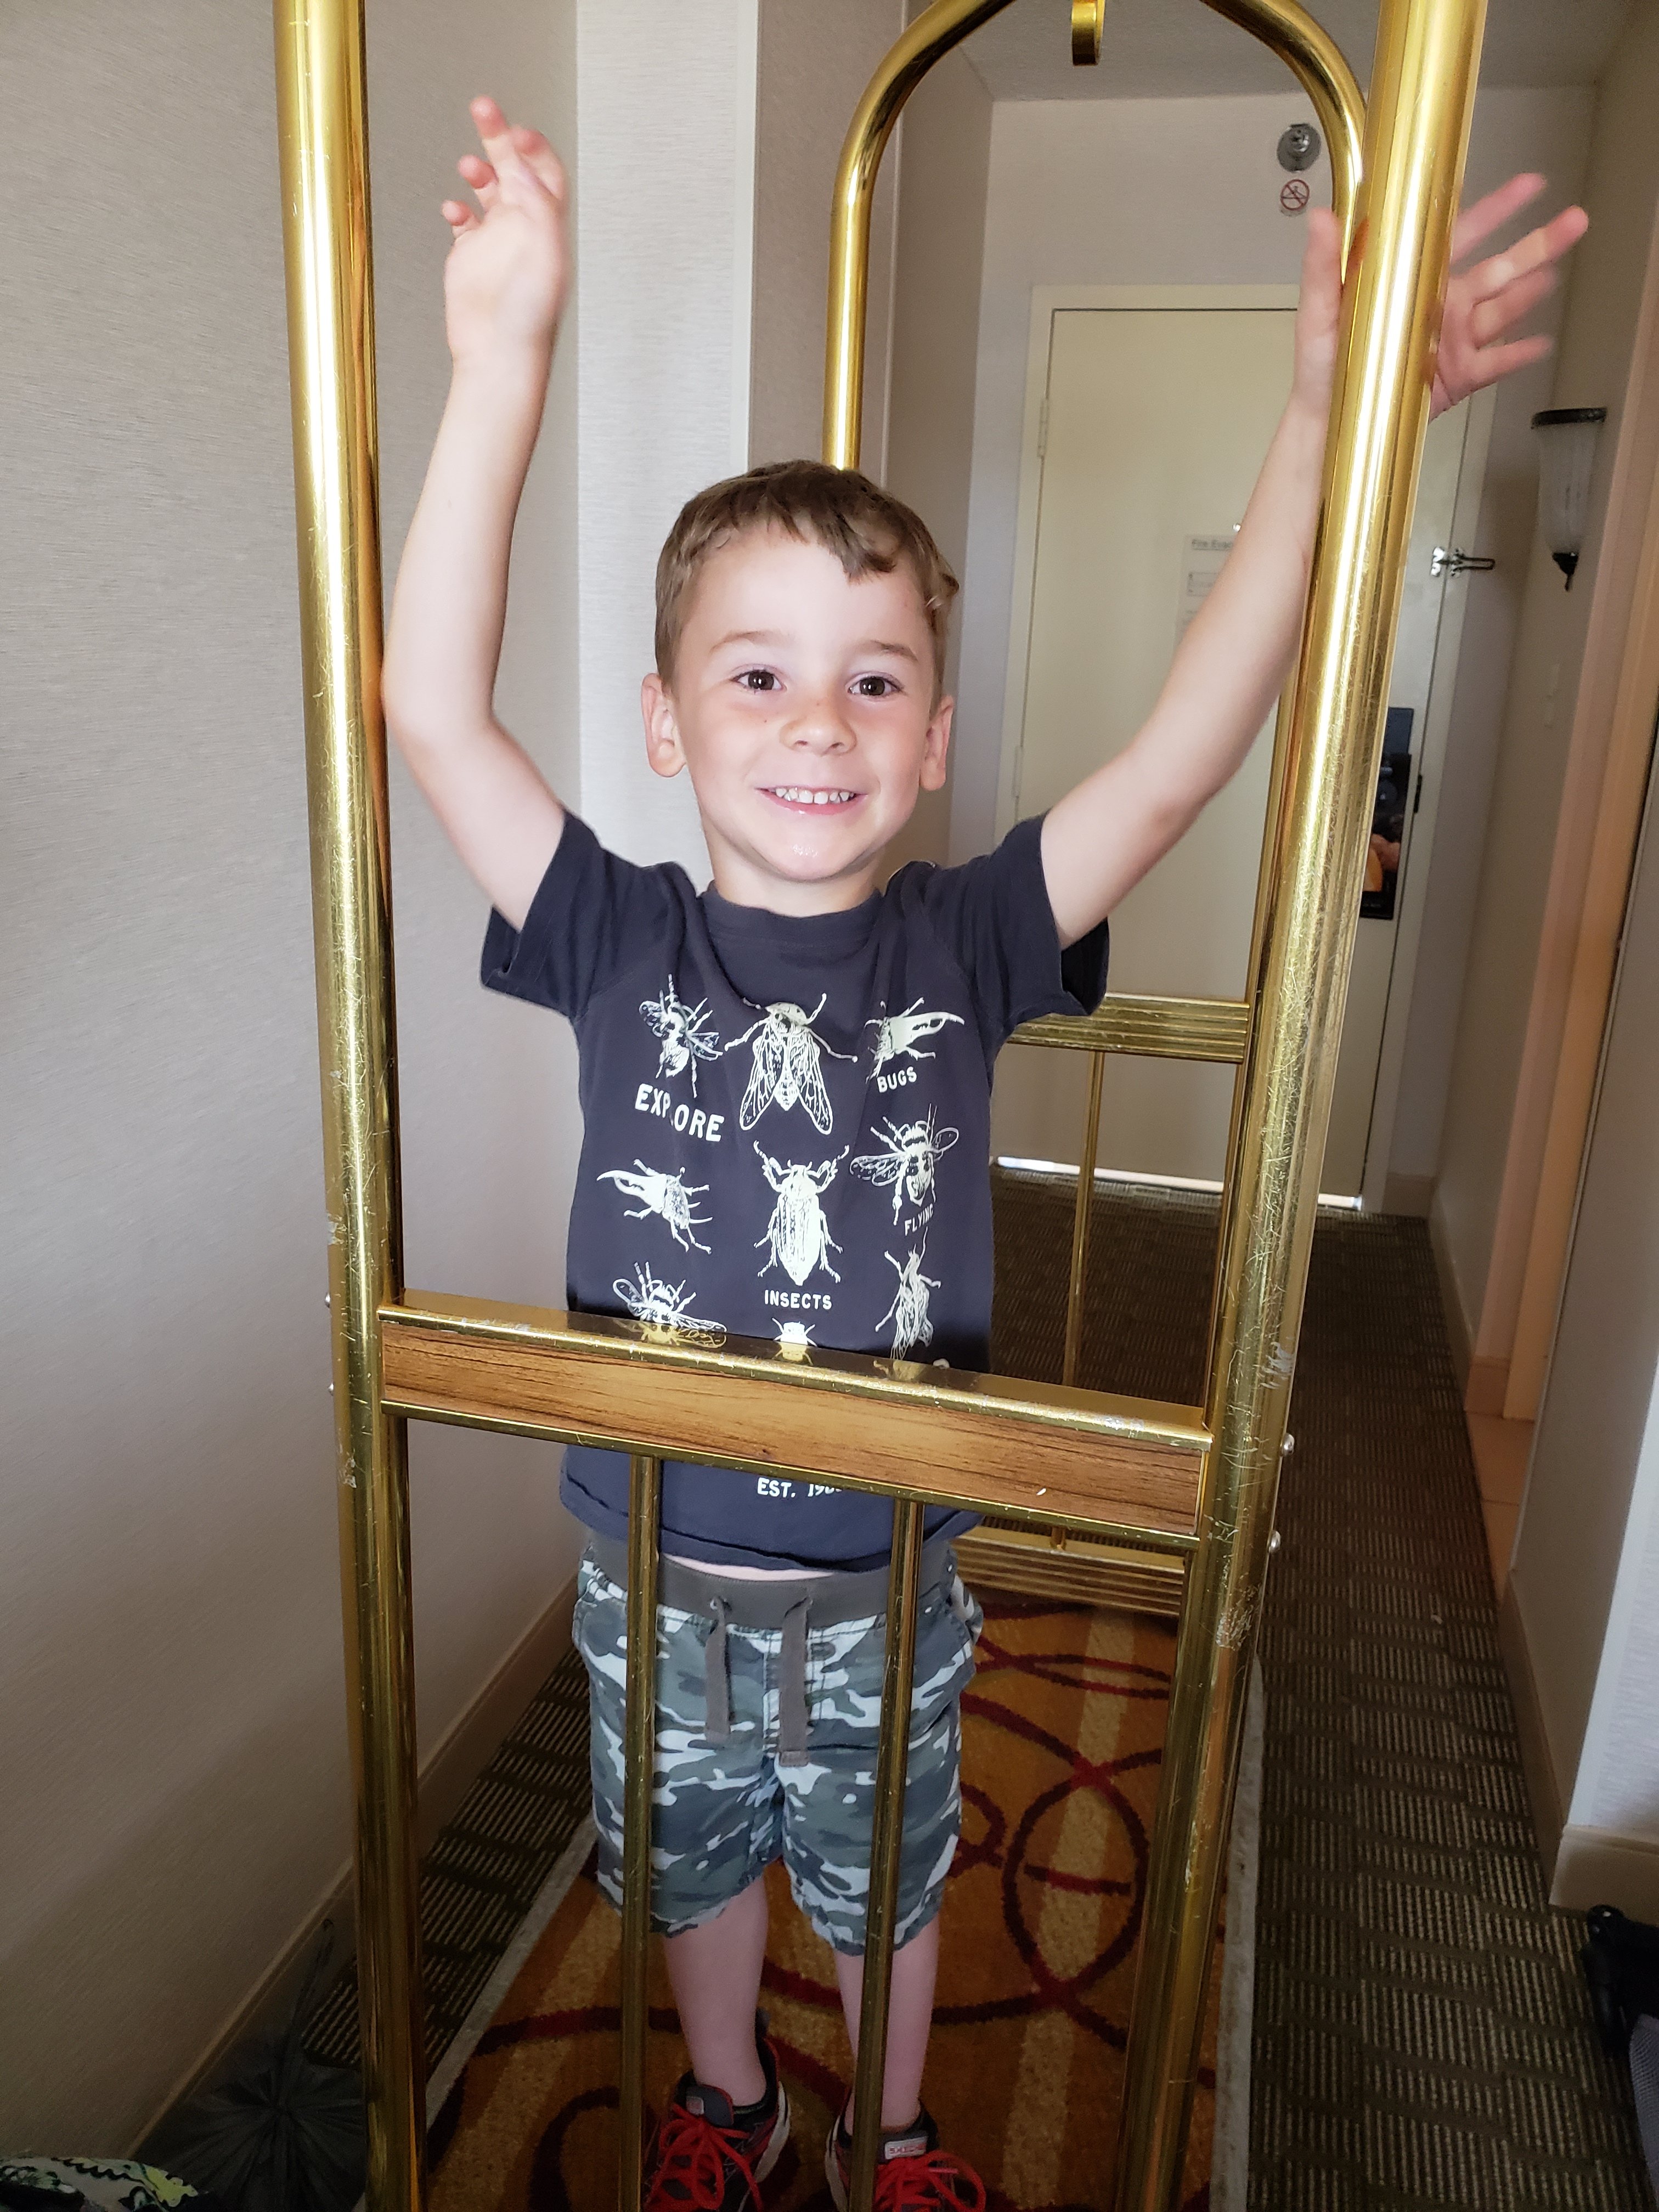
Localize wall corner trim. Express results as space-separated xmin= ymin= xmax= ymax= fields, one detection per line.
xmin=1551 ymin=1825 xmax=1659 ymax=1922
xmin=1498 ymin=1579 xmax=1567 ymax=1882
xmin=1428 ymin=1186 xmax=1474 ymax=1391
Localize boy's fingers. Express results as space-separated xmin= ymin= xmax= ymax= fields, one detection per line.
xmin=1450 ymin=172 xmax=1545 ymax=264
xmin=441 ymin=200 xmax=479 ymax=236
xmin=1458 ymin=331 xmax=1554 ymax=387
xmin=1468 ymin=263 xmax=1557 ymax=347
xmin=511 ymin=126 xmax=567 ymax=204
xmin=1462 ymin=206 xmax=1587 ymax=312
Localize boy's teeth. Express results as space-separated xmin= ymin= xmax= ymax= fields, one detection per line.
xmin=776 ymin=787 xmax=853 ymax=805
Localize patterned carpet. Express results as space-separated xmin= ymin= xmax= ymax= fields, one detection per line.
xmin=426 ymin=1594 xmax=1215 ymax=2211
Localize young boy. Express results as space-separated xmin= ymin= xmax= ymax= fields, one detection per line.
xmin=383 ymin=95 xmax=1584 ymax=2210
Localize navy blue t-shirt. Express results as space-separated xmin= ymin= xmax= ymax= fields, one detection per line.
xmin=482 ymin=812 xmax=1108 ymax=1571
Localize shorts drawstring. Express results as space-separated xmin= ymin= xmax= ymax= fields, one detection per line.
xmin=778 ymin=1598 xmax=811 ymax=1767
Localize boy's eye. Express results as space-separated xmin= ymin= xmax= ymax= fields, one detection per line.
xmin=735 ymin=668 xmax=780 ymax=692
xmin=853 ymin=674 xmax=900 ymax=698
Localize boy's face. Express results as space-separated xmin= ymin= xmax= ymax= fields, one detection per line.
xmin=641 ymin=528 xmax=952 ymax=913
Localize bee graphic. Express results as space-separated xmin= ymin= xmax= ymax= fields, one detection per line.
xmin=596 ymin=1160 xmax=711 ymax=1252
xmin=774 ymin=1319 xmax=815 ymax=1361
xmin=640 ymin=980 xmax=723 ymax=1092
xmin=726 ymin=995 xmax=853 ymax=1134
xmin=611 ymin=1263 xmax=724 ymax=1345
xmin=867 ymin=998 xmax=964 ymax=1076
xmin=850 ymin=1109 xmax=960 ymax=1223
xmin=754 ymin=1144 xmax=846 ymax=1286
xmin=878 ymin=1247 xmax=941 ymax=1359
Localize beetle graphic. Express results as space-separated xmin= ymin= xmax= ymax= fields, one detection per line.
xmin=867 ymin=998 xmax=964 ymax=1075
xmin=850 ymin=1109 xmax=960 ymax=1222
xmin=878 ymin=1247 xmax=941 ymax=1359
xmin=611 ymin=1263 xmax=724 ymax=1344
xmin=754 ymin=1144 xmax=846 ymax=1286
xmin=596 ymin=1160 xmax=711 ymax=1252
xmin=640 ymin=980 xmax=723 ymax=1092
xmin=727 ymin=995 xmax=852 ymax=1134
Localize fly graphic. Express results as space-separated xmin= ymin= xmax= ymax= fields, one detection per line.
xmin=878 ymin=1247 xmax=940 ymax=1358
xmin=640 ymin=980 xmax=723 ymax=1092
xmin=754 ymin=1144 xmax=846 ymax=1286
xmin=850 ymin=1109 xmax=960 ymax=1223
xmin=612 ymin=1263 xmax=723 ymax=1344
xmin=597 ymin=1160 xmax=711 ymax=1252
xmin=867 ymin=998 xmax=964 ymax=1075
xmin=726 ymin=995 xmax=852 ymax=1133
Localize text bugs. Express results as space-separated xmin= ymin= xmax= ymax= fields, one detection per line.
xmin=754 ymin=1144 xmax=845 ymax=1286
xmin=867 ymin=998 xmax=964 ymax=1076
xmin=596 ymin=1160 xmax=711 ymax=1252
xmin=727 ymin=995 xmax=852 ymax=1134
xmin=850 ymin=1109 xmax=960 ymax=1223
xmin=612 ymin=1263 xmax=724 ymax=1345
xmin=640 ymin=980 xmax=723 ymax=1092
xmin=878 ymin=1247 xmax=941 ymax=1359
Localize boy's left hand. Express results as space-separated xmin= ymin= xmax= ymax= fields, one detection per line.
xmin=1293 ymin=174 xmax=1589 ymax=421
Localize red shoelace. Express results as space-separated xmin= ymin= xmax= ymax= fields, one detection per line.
xmin=644 ymin=2101 xmax=766 ymax=2211
xmin=870 ymin=2147 xmax=989 ymax=2211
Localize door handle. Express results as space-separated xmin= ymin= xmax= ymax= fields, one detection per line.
xmin=1431 ymin=545 xmax=1496 ymax=577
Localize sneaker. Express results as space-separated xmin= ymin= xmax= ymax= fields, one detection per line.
xmin=825 ymin=2103 xmax=986 ymax=2210
xmin=644 ymin=2015 xmax=791 ymax=2210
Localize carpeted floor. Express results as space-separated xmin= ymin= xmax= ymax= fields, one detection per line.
xmin=425 ymin=1593 xmax=1215 ymax=2212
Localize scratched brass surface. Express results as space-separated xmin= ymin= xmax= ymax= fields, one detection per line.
xmin=273 ymin=2 xmax=423 ymax=2207
xmin=381 ymin=1294 xmax=1206 ymax=1545
xmin=1013 ymin=993 xmax=1252 ymax=1064
xmin=618 ymin=1456 xmax=661 ymax=2212
xmin=1110 ymin=0 xmax=1487 ymax=2203
xmin=1062 ymin=1052 xmax=1107 ymax=1387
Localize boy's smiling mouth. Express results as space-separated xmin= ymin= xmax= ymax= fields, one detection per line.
xmin=764 ymin=785 xmax=861 ymax=810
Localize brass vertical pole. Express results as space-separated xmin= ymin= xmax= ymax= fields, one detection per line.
xmin=1110 ymin=0 xmax=1487 ymax=2204
xmin=273 ymin=6 xmax=424 ymax=2209
xmin=619 ymin=1453 xmax=663 ymax=2212
xmin=848 ymin=1500 xmax=927 ymax=2212
xmin=1062 ymin=1052 xmax=1106 ymax=1389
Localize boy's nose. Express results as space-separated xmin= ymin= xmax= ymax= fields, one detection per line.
xmin=783 ymin=696 xmax=853 ymax=752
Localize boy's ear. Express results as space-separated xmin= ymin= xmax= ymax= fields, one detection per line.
xmin=641 ymin=672 xmax=687 ymax=780
xmin=918 ymin=695 xmax=954 ymax=794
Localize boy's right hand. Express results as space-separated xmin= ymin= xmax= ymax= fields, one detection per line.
xmin=440 ymin=96 xmax=569 ymax=371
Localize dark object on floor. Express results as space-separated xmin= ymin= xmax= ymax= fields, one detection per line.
xmin=155 ymin=1934 xmax=363 ymax=2212
xmin=1585 ymin=1908 xmax=1659 ymax=2187
xmin=0 ymin=2158 xmax=228 ymax=2210
xmin=989 ymin=1170 xmax=1656 ymax=2211
xmin=1586 ymin=1906 xmax=1659 ymax=2054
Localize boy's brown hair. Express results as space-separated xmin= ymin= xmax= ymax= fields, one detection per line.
xmin=653 ymin=460 xmax=960 ymax=698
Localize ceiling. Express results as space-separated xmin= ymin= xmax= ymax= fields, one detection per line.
xmin=960 ymin=0 xmax=1636 ymax=101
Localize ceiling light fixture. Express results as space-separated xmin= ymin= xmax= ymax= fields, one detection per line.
xmin=1531 ymin=407 xmax=1607 ymax=588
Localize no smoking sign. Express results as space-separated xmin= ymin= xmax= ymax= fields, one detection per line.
xmin=1280 ymin=177 xmax=1311 ymax=214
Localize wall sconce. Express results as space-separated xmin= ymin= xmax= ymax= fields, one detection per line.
xmin=1532 ymin=407 xmax=1607 ymax=588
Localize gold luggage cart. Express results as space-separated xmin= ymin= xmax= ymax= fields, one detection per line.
xmin=270 ymin=0 xmax=1488 ymax=2202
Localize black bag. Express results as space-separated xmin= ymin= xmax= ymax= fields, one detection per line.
xmin=1582 ymin=1903 xmax=1659 ymax=2186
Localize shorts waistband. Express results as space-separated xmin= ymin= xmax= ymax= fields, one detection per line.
xmin=587 ymin=1532 xmax=954 ymax=1630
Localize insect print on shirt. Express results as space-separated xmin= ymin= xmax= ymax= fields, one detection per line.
xmin=867 ymin=999 xmax=964 ymax=1092
xmin=754 ymin=1144 xmax=847 ymax=1286
xmin=640 ymin=980 xmax=723 ymax=1093
xmin=726 ymin=995 xmax=853 ymax=1135
xmin=849 ymin=1108 xmax=960 ymax=1224
xmin=612 ymin=1262 xmax=724 ymax=1345
xmin=878 ymin=1246 xmax=941 ymax=1359
xmin=596 ymin=1160 xmax=711 ymax=1252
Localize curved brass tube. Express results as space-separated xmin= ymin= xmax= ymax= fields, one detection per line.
xmin=822 ymin=0 xmax=1365 ymax=471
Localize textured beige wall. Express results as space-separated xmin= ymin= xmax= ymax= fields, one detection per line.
xmin=883 ymin=51 xmax=994 ymax=874
xmin=1433 ymin=0 xmax=1659 ymax=1346
xmin=0 ymin=0 xmax=582 ymax=2149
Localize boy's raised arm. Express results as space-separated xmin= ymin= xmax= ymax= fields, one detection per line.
xmin=1039 ymin=178 xmax=1588 ymax=950
xmin=382 ymin=98 xmax=570 ymax=931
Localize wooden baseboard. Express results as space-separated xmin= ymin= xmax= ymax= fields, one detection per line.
xmin=1497 ymin=1580 xmax=1566 ymax=1882
xmin=1551 ymin=1825 xmax=1659 ymax=1920
xmin=136 ymin=1574 xmax=577 ymax=2153
xmin=1382 ymin=1171 xmax=1435 ymax=1218
xmin=1464 ymin=1356 xmax=1511 ymax=1417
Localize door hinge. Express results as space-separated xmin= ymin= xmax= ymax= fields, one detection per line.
xmin=1431 ymin=545 xmax=1495 ymax=578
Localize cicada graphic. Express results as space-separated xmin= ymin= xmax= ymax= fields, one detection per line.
xmin=596 ymin=1160 xmax=711 ymax=1252
xmin=640 ymin=980 xmax=723 ymax=1092
xmin=726 ymin=995 xmax=853 ymax=1134
xmin=867 ymin=998 xmax=965 ymax=1077
xmin=878 ymin=1246 xmax=941 ymax=1359
xmin=611 ymin=1263 xmax=724 ymax=1345
xmin=754 ymin=1144 xmax=846 ymax=1286
xmin=850 ymin=1108 xmax=960 ymax=1223
xmin=774 ymin=1319 xmax=816 ymax=1348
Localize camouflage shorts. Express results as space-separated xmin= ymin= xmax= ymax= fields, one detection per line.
xmin=572 ymin=1546 xmax=982 ymax=1956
